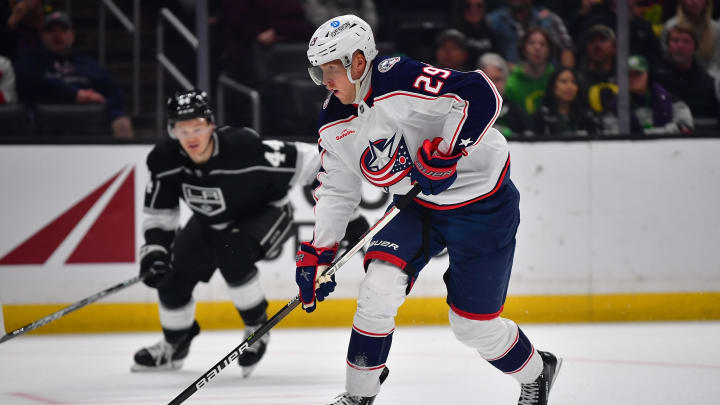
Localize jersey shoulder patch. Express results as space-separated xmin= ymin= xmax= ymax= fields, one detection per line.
xmin=377 ymin=56 xmax=401 ymax=73
xmin=371 ymin=56 xmax=429 ymax=98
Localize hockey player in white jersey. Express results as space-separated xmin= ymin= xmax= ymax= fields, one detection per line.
xmin=295 ymin=15 xmax=562 ymax=405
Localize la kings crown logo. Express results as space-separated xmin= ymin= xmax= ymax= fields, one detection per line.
xmin=182 ymin=184 xmax=226 ymax=216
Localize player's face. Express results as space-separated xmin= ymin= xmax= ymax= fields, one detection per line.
xmin=319 ymin=60 xmax=356 ymax=104
xmin=553 ymin=70 xmax=578 ymax=103
xmin=173 ymin=118 xmax=215 ymax=162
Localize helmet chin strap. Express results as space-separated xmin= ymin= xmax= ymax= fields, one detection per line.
xmin=347 ymin=63 xmax=372 ymax=105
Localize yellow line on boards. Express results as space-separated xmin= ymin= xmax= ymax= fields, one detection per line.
xmin=3 ymin=292 xmax=720 ymax=335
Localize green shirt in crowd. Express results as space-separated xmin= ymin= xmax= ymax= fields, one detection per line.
xmin=505 ymin=64 xmax=554 ymax=115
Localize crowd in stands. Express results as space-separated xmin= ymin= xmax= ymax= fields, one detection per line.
xmin=1 ymin=0 xmax=719 ymax=138
xmin=2 ymin=4 xmax=133 ymax=138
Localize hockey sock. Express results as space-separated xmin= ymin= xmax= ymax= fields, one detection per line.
xmin=159 ymin=299 xmax=197 ymax=344
xmin=347 ymin=325 xmax=394 ymax=370
xmin=485 ymin=326 xmax=543 ymax=384
xmin=237 ymin=300 xmax=268 ymax=327
xmin=162 ymin=320 xmax=200 ymax=345
xmin=345 ymin=325 xmax=394 ymax=396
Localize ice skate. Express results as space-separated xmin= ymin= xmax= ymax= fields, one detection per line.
xmin=327 ymin=366 xmax=390 ymax=405
xmin=518 ymin=351 xmax=563 ymax=405
xmin=238 ymin=326 xmax=270 ymax=378
xmin=131 ymin=322 xmax=199 ymax=372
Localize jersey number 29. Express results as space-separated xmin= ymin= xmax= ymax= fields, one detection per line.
xmin=413 ymin=67 xmax=451 ymax=95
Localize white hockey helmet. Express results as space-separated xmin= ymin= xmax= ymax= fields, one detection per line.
xmin=307 ymin=15 xmax=378 ymax=85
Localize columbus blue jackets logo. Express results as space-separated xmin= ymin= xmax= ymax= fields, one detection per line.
xmin=378 ymin=57 xmax=401 ymax=73
xmin=359 ymin=134 xmax=413 ymax=187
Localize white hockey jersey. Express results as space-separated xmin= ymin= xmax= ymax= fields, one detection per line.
xmin=312 ymin=56 xmax=509 ymax=247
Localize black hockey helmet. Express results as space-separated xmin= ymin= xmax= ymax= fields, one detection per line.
xmin=166 ymin=89 xmax=214 ymax=137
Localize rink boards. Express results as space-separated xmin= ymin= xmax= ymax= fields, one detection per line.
xmin=0 ymin=139 xmax=719 ymax=334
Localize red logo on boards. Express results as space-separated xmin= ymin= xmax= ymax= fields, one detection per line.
xmin=0 ymin=167 xmax=136 ymax=265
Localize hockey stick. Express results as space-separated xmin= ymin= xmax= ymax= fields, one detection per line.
xmin=167 ymin=184 xmax=422 ymax=405
xmin=0 ymin=272 xmax=153 ymax=344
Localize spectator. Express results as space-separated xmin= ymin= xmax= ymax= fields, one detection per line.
xmin=434 ymin=29 xmax=472 ymax=70
xmin=532 ymin=67 xmax=601 ymax=136
xmin=478 ymin=52 xmax=532 ymax=137
xmin=571 ymin=0 xmax=663 ymax=67
xmin=629 ymin=0 xmax=665 ymax=35
xmin=302 ymin=0 xmax=379 ymax=31
xmin=654 ymin=24 xmax=720 ymax=118
xmin=487 ymin=0 xmax=575 ymax=67
xmin=661 ymin=0 xmax=720 ymax=78
xmin=504 ymin=27 xmax=555 ymax=115
xmin=1 ymin=1 xmax=13 ymax=58
xmin=5 ymin=0 xmax=44 ymax=60
xmin=577 ymin=24 xmax=617 ymax=113
xmin=601 ymin=55 xmax=694 ymax=135
xmin=0 ymin=55 xmax=17 ymax=104
xmin=15 ymin=11 xmax=134 ymax=138
xmin=221 ymin=0 xmax=314 ymax=82
xmin=449 ymin=0 xmax=500 ymax=62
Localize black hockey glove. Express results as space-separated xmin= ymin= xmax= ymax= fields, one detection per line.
xmin=341 ymin=214 xmax=371 ymax=251
xmin=139 ymin=244 xmax=172 ymax=288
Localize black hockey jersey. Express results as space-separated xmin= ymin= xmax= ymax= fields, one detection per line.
xmin=143 ymin=126 xmax=319 ymax=249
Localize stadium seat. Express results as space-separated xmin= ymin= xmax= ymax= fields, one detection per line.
xmin=254 ymin=43 xmax=309 ymax=83
xmin=35 ymin=104 xmax=110 ymax=136
xmin=0 ymin=104 xmax=32 ymax=136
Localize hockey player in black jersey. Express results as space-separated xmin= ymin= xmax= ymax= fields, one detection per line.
xmin=131 ymin=89 xmax=325 ymax=377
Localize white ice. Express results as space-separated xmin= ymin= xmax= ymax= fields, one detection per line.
xmin=1 ymin=322 xmax=720 ymax=404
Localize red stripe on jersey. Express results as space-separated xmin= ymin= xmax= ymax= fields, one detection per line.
xmin=364 ymin=251 xmax=408 ymax=270
xmin=413 ymin=154 xmax=510 ymax=210
xmin=469 ymin=69 xmax=502 ymax=147
xmin=319 ymin=115 xmax=357 ymax=134
xmin=352 ymin=86 xmax=373 ymax=107
xmin=374 ymin=90 xmax=462 ymax=104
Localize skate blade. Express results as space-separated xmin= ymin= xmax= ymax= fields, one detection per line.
xmin=130 ymin=360 xmax=183 ymax=373
xmin=241 ymin=364 xmax=257 ymax=378
xmin=549 ymin=357 xmax=563 ymax=389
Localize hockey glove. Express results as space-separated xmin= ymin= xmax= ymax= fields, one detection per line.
xmin=139 ymin=244 xmax=172 ymax=288
xmin=341 ymin=214 xmax=371 ymax=252
xmin=410 ymin=137 xmax=462 ymax=195
xmin=295 ymin=242 xmax=338 ymax=313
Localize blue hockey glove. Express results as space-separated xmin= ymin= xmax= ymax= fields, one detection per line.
xmin=139 ymin=244 xmax=172 ymax=288
xmin=410 ymin=137 xmax=463 ymax=195
xmin=295 ymin=242 xmax=338 ymax=313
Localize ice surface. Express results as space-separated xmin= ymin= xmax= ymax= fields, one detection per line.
xmin=1 ymin=322 xmax=719 ymax=404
